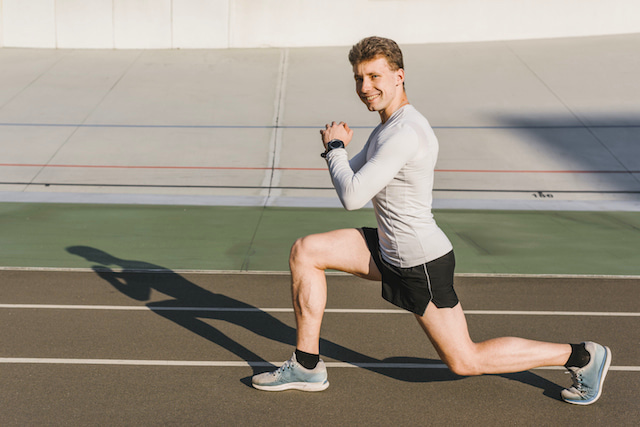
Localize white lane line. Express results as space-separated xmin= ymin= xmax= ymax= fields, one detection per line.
xmin=0 ymin=304 xmax=638 ymax=316
xmin=463 ymin=310 xmax=640 ymax=317
xmin=0 ymin=266 xmax=638 ymax=279
xmin=0 ymin=357 xmax=637 ymax=371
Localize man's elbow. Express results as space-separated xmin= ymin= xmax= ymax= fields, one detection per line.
xmin=341 ymin=197 xmax=367 ymax=211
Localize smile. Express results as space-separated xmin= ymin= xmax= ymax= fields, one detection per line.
xmin=362 ymin=93 xmax=380 ymax=102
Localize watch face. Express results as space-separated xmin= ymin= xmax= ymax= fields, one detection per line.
xmin=330 ymin=140 xmax=343 ymax=149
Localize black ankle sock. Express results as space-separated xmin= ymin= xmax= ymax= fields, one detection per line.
xmin=565 ymin=343 xmax=591 ymax=368
xmin=295 ymin=349 xmax=319 ymax=370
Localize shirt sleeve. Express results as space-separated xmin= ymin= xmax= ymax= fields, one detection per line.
xmin=325 ymin=126 xmax=419 ymax=210
xmin=347 ymin=143 xmax=367 ymax=172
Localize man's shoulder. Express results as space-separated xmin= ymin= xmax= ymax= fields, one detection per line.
xmin=384 ymin=105 xmax=428 ymax=129
xmin=402 ymin=105 xmax=431 ymax=125
xmin=388 ymin=108 xmax=430 ymax=135
xmin=378 ymin=107 xmax=437 ymax=155
xmin=371 ymin=106 xmax=431 ymax=144
xmin=376 ymin=120 xmax=420 ymax=152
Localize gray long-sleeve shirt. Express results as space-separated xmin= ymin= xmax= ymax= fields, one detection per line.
xmin=326 ymin=105 xmax=453 ymax=268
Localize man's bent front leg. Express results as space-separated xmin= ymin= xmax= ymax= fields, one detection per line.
xmin=289 ymin=229 xmax=382 ymax=354
xmin=290 ymin=238 xmax=328 ymax=354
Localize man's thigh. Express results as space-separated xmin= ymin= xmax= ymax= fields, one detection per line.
xmin=295 ymin=228 xmax=381 ymax=281
xmin=414 ymin=302 xmax=474 ymax=364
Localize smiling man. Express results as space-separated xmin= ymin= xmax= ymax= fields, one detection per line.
xmin=251 ymin=36 xmax=611 ymax=405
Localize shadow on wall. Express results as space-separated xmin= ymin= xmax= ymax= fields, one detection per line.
xmin=460 ymin=114 xmax=640 ymax=195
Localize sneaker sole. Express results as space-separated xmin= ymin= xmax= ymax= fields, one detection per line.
xmin=563 ymin=345 xmax=611 ymax=405
xmin=252 ymin=380 xmax=329 ymax=392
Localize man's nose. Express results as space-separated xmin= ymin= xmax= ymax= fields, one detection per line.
xmin=360 ymin=77 xmax=372 ymax=92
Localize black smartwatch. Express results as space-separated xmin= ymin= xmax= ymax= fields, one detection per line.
xmin=321 ymin=139 xmax=345 ymax=158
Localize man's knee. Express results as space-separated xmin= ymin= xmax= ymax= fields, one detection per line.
xmin=446 ymin=357 xmax=481 ymax=377
xmin=289 ymin=235 xmax=317 ymax=268
xmin=435 ymin=340 xmax=482 ymax=376
xmin=441 ymin=347 xmax=484 ymax=376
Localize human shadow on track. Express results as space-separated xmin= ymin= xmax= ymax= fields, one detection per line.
xmin=66 ymin=246 xmax=563 ymax=398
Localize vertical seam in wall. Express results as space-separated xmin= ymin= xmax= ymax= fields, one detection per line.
xmin=53 ymin=0 xmax=58 ymax=48
xmin=227 ymin=0 xmax=233 ymax=48
xmin=170 ymin=0 xmax=174 ymax=48
xmin=112 ymin=0 xmax=116 ymax=48
xmin=0 ymin=0 xmax=3 ymax=47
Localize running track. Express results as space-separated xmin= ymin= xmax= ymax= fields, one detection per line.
xmin=1 ymin=270 xmax=638 ymax=425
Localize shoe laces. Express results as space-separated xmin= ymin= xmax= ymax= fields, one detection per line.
xmin=274 ymin=359 xmax=294 ymax=376
xmin=566 ymin=368 xmax=585 ymax=393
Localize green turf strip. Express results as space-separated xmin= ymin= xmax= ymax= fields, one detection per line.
xmin=0 ymin=203 xmax=638 ymax=275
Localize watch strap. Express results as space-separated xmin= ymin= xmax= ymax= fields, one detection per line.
xmin=321 ymin=139 xmax=344 ymax=158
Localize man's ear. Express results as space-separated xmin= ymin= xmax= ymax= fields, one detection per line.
xmin=396 ymin=68 xmax=405 ymax=86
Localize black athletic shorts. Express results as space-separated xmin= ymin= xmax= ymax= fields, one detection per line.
xmin=362 ymin=227 xmax=459 ymax=316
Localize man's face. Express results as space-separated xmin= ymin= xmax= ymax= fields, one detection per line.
xmin=353 ymin=56 xmax=405 ymax=115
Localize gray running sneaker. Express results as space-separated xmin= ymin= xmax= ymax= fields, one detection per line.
xmin=252 ymin=353 xmax=329 ymax=392
xmin=561 ymin=341 xmax=611 ymax=405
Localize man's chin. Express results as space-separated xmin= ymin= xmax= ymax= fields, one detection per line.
xmin=362 ymin=102 xmax=378 ymax=112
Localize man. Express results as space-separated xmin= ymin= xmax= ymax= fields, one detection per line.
xmin=252 ymin=36 xmax=611 ymax=405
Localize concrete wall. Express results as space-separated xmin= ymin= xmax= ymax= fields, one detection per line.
xmin=1 ymin=0 xmax=640 ymax=49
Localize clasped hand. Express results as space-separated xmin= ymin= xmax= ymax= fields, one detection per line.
xmin=320 ymin=121 xmax=353 ymax=150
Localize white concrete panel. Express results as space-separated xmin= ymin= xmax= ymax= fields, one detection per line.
xmin=507 ymin=34 xmax=640 ymax=126
xmin=48 ymin=127 xmax=272 ymax=168
xmin=2 ymin=0 xmax=640 ymax=49
xmin=173 ymin=0 xmax=229 ymax=49
xmin=0 ymin=49 xmax=66 ymax=108
xmin=0 ymin=50 xmax=141 ymax=124
xmin=21 ymin=181 xmax=267 ymax=198
xmin=56 ymin=0 xmax=114 ymax=48
xmin=0 ymin=125 xmax=76 ymax=163
xmin=229 ymin=0 xmax=640 ymax=48
xmin=113 ymin=0 xmax=172 ymax=49
xmin=435 ymin=127 xmax=627 ymax=172
xmin=85 ymin=49 xmax=281 ymax=126
xmin=1 ymin=0 xmax=55 ymax=48
xmin=34 ymin=126 xmax=272 ymax=197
